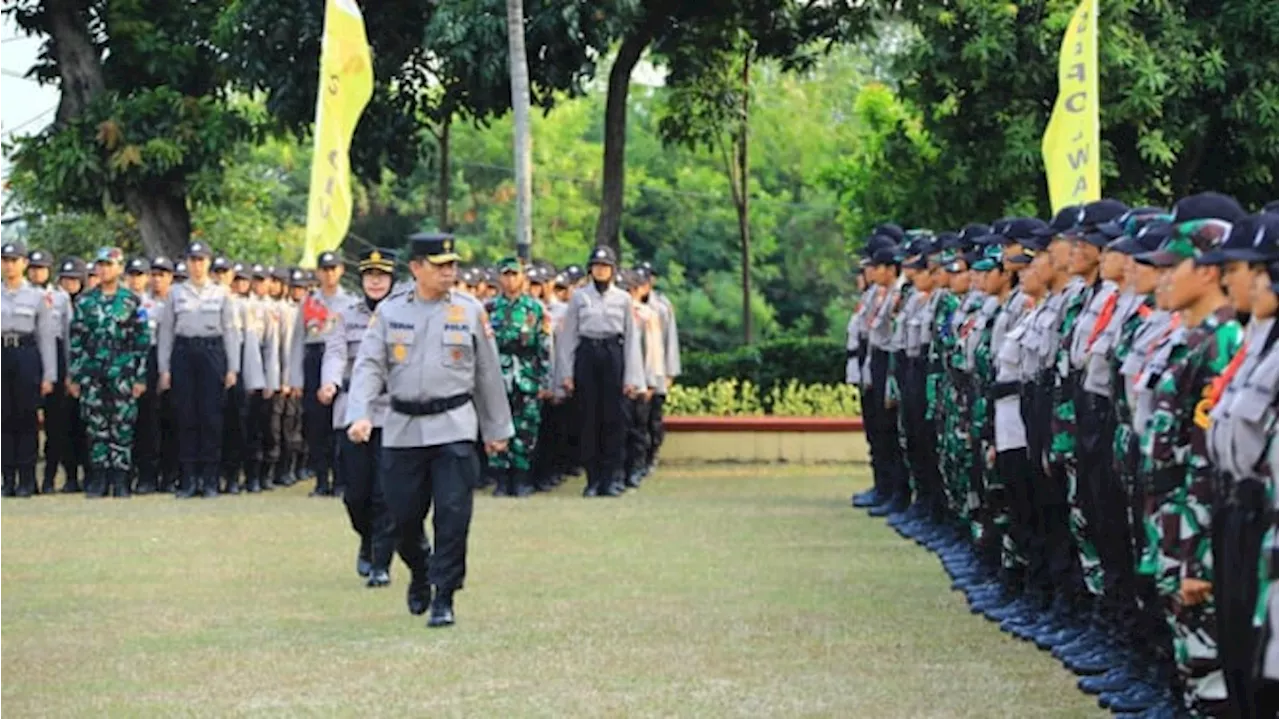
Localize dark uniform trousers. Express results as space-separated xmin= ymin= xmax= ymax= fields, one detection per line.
xmin=646 ymin=392 xmax=666 ymax=466
xmin=266 ymin=393 xmax=288 ymax=482
xmin=866 ymin=348 xmax=908 ymax=503
xmin=381 ymin=440 xmax=479 ymax=592
xmin=907 ymin=356 xmax=943 ymax=517
xmin=1213 ymin=479 xmax=1272 ymax=719
xmin=171 ymin=336 xmax=227 ymax=479
xmin=1027 ymin=374 xmax=1083 ymax=605
xmin=623 ymin=396 xmax=652 ymax=476
xmin=1075 ymin=388 xmax=1135 ymax=619
xmin=2 ymin=337 xmax=41 ymax=494
xmin=42 ymin=339 xmax=81 ymax=490
xmin=574 ymin=336 xmax=626 ymax=491
xmin=340 ymin=429 xmax=399 ymax=571
xmin=243 ymin=389 xmax=272 ymax=489
xmin=133 ymin=345 xmax=163 ymax=490
xmin=302 ymin=344 xmax=335 ymax=490
xmin=221 ymin=344 xmax=247 ymax=490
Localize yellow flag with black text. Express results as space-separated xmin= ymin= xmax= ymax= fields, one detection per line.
xmin=301 ymin=0 xmax=374 ymax=268
xmin=1041 ymin=0 xmax=1100 ymax=213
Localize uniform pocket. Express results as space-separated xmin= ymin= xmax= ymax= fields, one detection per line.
xmin=442 ymin=330 xmax=473 ymax=369
xmin=387 ymin=330 xmax=415 ymax=365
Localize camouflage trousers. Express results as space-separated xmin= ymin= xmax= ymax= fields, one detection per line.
xmin=969 ymin=394 xmax=993 ymax=545
xmin=1138 ymin=486 xmax=1225 ymax=707
xmin=489 ymin=390 xmax=542 ymax=472
xmin=940 ymin=384 xmax=972 ymax=520
xmin=1053 ymin=398 xmax=1104 ymax=595
xmin=79 ymin=380 xmax=139 ymax=471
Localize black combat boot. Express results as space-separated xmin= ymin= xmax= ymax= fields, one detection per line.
xmin=2 ymin=467 xmax=16 ymax=497
xmin=175 ymin=469 xmax=197 ymax=499
xmin=491 ymin=469 xmax=511 ymax=497
xmin=83 ymin=469 xmax=108 ymax=498
xmin=199 ymin=475 xmax=219 ymax=499
xmin=60 ymin=466 xmax=82 ymax=493
xmin=111 ymin=471 xmax=132 ymax=498
xmin=427 ymin=587 xmax=455 ymax=628
xmin=511 ymin=470 xmax=535 ymax=498
xmin=406 ymin=570 xmax=432 ymax=616
xmin=15 ymin=466 xmax=37 ymax=497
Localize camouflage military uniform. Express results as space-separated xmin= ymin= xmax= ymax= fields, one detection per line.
xmin=488 ymin=293 xmax=552 ymax=476
xmin=68 ymin=286 xmax=150 ymax=489
xmin=1140 ymin=304 xmax=1243 ymax=708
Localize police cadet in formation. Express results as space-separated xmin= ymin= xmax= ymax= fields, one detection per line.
xmin=1 ymin=241 xmax=57 ymax=497
xmin=322 ymin=248 xmax=401 ymax=587
xmin=240 ymin=264 xmax=281 ymax=493
xmin=486 ymin=256 xmax=552 ymax=498
xmin=157 ymin=241 xmax=241 ymax=499
xmin=849 ymin=192 xmax=1279 ymax=719
xmin=620 ymin=266 xmax=666 ymax=488
xmin=53 ymin=256 xmax=91 ymax=491
xmin=635 ymin=261 xmax=682 ymax=470
xmin=556 ymin=246 xmax=646 ymax=497
xmin=346 ymin=232 xmax=513 ymax=628
xmin=27 ymin=248 xmax=68 ymax=494
xmin=133 ymin=256 xmax=176 ymax=493
xmin=291 ymin=251 xmax=351 ymax=497
xmin=269 ymin=266 xmax=303 ymax=488
xmin=68 ymin=247 xmax=150 ymax=498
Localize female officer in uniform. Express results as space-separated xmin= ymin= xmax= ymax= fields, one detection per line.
xmin=157 ymin=241 xmax=242 ymax=499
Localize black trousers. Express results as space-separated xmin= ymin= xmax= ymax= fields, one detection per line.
xmin=866 ymin=349 xmax=907 ymax=501
xmin=1077 ymin=391 xmax=1135 ymax=612
xmin=1025 ymin=382 xmax=1081 ymax=602
xmin=171 ymin=337 xmax=227 ymax=476
xmin=133 ymin=345 xmax=162 ymax=486
xmin=222 ymin=371 xmax=246 ymax=482
xmin=646 ymin=392 xmax=666 ymax=465
xmin=302 ymin=344 xmax=334 ymax=487
xmin=381 ymin=441 xmax=479 ymax=592
xmin=340 ymin=429 xmax=400 ymax=570
xmin=905 ymin=356 xmax=940 ymax=511
xmin=623 ymin=396 xmax=651 ymax=475
xmin=2 ymin=343 xmax=41 ymax=472
xmin=998 ymin=448 xmax=1036 ymax=585
xmin=574 ymin=336 xmax=625 ymax=490
xmin=243 ymin=390 xmax=271 ymax=472
xmin=1213 ymin=481 xmax=1272 ymax=719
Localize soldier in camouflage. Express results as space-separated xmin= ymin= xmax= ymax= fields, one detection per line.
xmin=488 ymin=257 xmax=553 ymax=498
xmin=68 ymin=247 xmax=151 ymax=499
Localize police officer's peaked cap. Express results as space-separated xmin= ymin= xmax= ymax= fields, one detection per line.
xmin=587 ymin=245 xmax=617 ymax=267
xmin=316 ymin=251 xmax=342 ymax=269
xmin=185 ymin=241 xmax=212 ymax=258
xmin=126 ymin=257 xmax=149 ymax=274
xmin=1197 ymin=212 xmax=1279 ymax=266
xmin=358 ymin=248 xmax=396 ymax=274
xmin=58 ymin=256 xmax=87 ymax=277
xmin=27 ymin=249 xmax=52 ymax=267
xmin=1172 ymin=192 xmax=1245 ymax=225
xmin=2 ymin=241 xmax=27 ymax=258
xmin=211 ymin=256 xmax=231 ymax=272
xmin=407 ymin=232 xmax=459 ymax=265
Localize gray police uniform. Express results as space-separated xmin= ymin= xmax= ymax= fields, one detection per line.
xmin=646 ymin=289 xmax=680 ymax=467
xmin=239 ymin=292 xmax=281 ymax=492
xmin=41 ymin=284 xmax=76 ymax=492
xmin=1 ymin=279 xmax=57 ymax=496
xmin=290 ymin=287 xmax=351 ymax=495
xmin=556 ymin=282 xmax=645 ymax=496
xmin=347 ymin=287 xmax=513 ymax=604
xmin=156 ymin=279 xmax=242 ymax=495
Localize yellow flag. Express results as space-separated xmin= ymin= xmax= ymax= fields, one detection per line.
xmin=301 ymin=0 xmax=374 ymax=268
xmin=1041 ymin=0 xmax=1100 ymax=213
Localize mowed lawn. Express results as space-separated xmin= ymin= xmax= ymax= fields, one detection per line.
xmin=2 ymin=464 xmax=1102 ymax=718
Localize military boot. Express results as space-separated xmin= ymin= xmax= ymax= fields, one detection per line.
xmin=175 ymin=470 xmax=198 ymax=499
xmin=60 ymin=467 xmax=82 ymax=493
xmin=83 ymin=469 xmax=108 ymax=498
xmin=199 ymin=475 xmax=219 ymax=499
xmin=15 ymin=466 xmax=37 ymax=497
xmin=1 ymin=467 xmax=15 ymax=497
xmin=491 ymin=469 xmax=511 ymax=497
xmin=111 ymin=471 xmax=132 ymax=498
xmin=512 ymin=470 xmax=535 ymax=498
xmin=426 ymin=587 xmax=455 ymax=628
xmin=223 ymin=470 xmax=241 ymax=495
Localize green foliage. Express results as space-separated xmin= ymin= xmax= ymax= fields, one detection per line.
xmin=664 ymin=378 xmax=861 ymax=417
xmin=679 ymin=337 xmax=847 ymax=398
xmin=3 ymin=209 xmax=141 ymax=262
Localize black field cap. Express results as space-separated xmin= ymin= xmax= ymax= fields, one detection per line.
xmin=233 ymin=262 xmax=250 ymax=280
xmin=1172 ymin=192 xmax=1245 ymax=224
xmin=316 ymin=251 xmax=342 ymax=269
xmin=271 ymin=265 xmax=290 ymax=282
xmin=973 ymin=233 xmax=1008 ymax=246
xmin=873 ymin=222 xmax=905 ymax=242
xmin=358 ymin=248 xmax=396 ymax=274
xmin=1075 ymin=199 xmax=1130 ymax=231
xmin=250 ymin=263 xmax=268 ymax=280
xmin=958 ymin=223 xmax=992 ymax=244
xmin=2 ymin=241 xmax=27 ymax=258
xmin=587 ymin=245 xmax=617 ymax=267
xmin=289 ymin=268 xmax=309 ymax=287
xmin=126 ymin=257 xmax=149 ymax=274
xmin=1098 ymin=207 xmax=1167 ymax=239
xmin=1005 ymin=250 xmax=1036 ymax=265
xmin=174 ymin=261 xmax=189 ymax=279
xmin=1002 ymin=217 xmax=1050 ymax=243
xmin=407 ymin=232 xmax=460 ymax=265
xmin=869 ymin=244 xmax=900 ymax=265
xmin=1110 ymin=221 xmax=1172 ymax=257
xmin=935 ymin=231 xmax=963 ymax=251
xmin=1035 ymin=205 xmax=1082 ymax=238
xmin=185 ymin=241 xmax=212 ymax=258
xmin=1197 ymin=213 xmax=1278 ymax=265
xmin=151 ymin=256 xmax=175 ymax=273
xmin=58 ymin=256 xmax=87 ymax=277
xmin=27 ymin=249 xmax=51 ymax=267
xmin=211 ymin=256 xmax=231 ymax=272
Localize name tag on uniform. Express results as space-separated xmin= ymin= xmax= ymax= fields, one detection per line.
xmin=200 ymin=298 xmax=222 ymax=312
xmin=14 ymin=305 xmax=34 ymax=317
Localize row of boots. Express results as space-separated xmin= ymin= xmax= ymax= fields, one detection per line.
xmin=854 ymin=487 xmax=1196 ymax=718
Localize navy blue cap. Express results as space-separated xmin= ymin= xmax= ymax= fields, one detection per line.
xmin=1074 ymin=199 xmax=1130 ymax=232
xmin=1034 ymin=206 xmax=1081 ymax=238
xmin=126 ymin=257 xmax=149 ymax=274
xmin=869 ymin=245 xmax=900 ymax=266
xmin=1197 ymin=213 xmax=1278 ymax=265
xmin=289 ymin=268 xmax=309 ymax=287
xmin=565 ymin=264 xmax=585 ymax=282
xmin=358 ymin=248 xmax=396 ymax=274
xmin=232 ymin=262 xmax=250 ymax=280
xmin=58 ymin=256 xmax=87 ymax=278
xmin=26 ymin=249 xmax=52 ymax=267
xmin=553 ymin=272 xmax=569 ymax=288
xmin=1002 ymin=217 xmax=1050 ymax=243
xmin=1269 ymin=260 xmax=1278 ymax=294
xmin=1172 ymin=192 xmax=1245 ymax=225
xmin=211 ymin=256 xmax=231 ymax=272
xmin=270 ymin=265 xmax=290 ymax=282
xmin=958 ymin=223 xmax=992 ymax=244
xmin=250 ymin=263 xmax=269 ymax=279
xmin=185 ymin=241 xmax=212 ymax=259
xmin=1098 ymin=207 xmax=1167 ymax=239
xmin=174 ymin=261 xmax=189 ymax=279
xmin=150 ymin=256 xmax=174 ymax=273
xmin=316 ymin=251 xmax=342 ymax=269
xmin=873 ymin=222 xmax=905 ymax=242
xmin=1109 ymin=221 xmax=1172 ymax=256
xmin=1 ymin=241 xmax=27 ymax=259
xmin=407 ymin=232 xmax=460 ymax=265
xmin=587 ymin=245 xmax=617 ymax=267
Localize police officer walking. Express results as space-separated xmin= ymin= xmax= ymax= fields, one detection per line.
xmin=323 ymin=248 xmax=400 ymax=586
xmin=1 ymin=241 xmax=57 ymax=497
xmin=291 ymin=251 xmax=350 ymax=497
xmin=157 ymin=241 xmax=242 ymax=499
xmin=556 ymin=246 xmax=645 ymax=497
xmin=68 ymin=247 xmax=151 ymax=498
xmin=346 ymin=233 xmax=513 ymax=628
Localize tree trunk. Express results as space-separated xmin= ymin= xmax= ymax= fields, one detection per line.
xmin=438 ymin=115 xmax=451 ymax=231
xmin=737 ymin=49 xmax=753 ymax=345
xmin=592 ymin=29 xmax=653 ymax=255
xmin=124 ymin=185 xmax=193 ymax=259
xmin=506 ymin=0 xmax=533 ymax=260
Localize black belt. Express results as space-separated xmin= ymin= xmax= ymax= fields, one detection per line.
xmin=391 ymin=393 xmax=472 ymax=417
xmin=581 ymin=335 xmax=621 ymax=346
xmin=991 ymin=381 xmax=1020 ymax=400
xmin=176 ymin=336 xmax=221 ymax=347
xmin=1226 ymin=477 xmax=1269 ymax=511
xmin=1 ymin=333 xmax=34 ymax=348
xmin=1145 ymin=466 xmax=1185 ymax=496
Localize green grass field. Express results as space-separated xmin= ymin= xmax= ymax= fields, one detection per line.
xmin=2 ymin=464 xmax=1103 ymax=718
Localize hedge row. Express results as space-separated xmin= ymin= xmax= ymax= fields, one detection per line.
xmin=678 ymin=337 xmax=846 ymax=409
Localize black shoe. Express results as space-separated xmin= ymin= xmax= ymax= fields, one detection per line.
xmin=84 ymin=472 xmax=107 ymax=498
xmin=426 ymin=591 xmax=455 ymax=628
xmin=14 ymin=483 xmax=34 ymax=498
xmin=309 ymin=484 xmax=331 ymax=497
xmin=366 ymin=569 xmax=390 ymax=588
xmin=599 ymin=481 xmax=625 ymax=497
xmin=134 ymin=480 xmax=156 ymax=495
xmin=582 ymin=484 xmax=598 ymax=498
xmin=492 ymin=482 xmax=511 ymax=498
xmin=511 ymin=471 xmax=534 ymax=497
xmin=175 ymin=475 xmax=197 ymax=499
xmin=40 ymin=478 xmax=55 ymax=494
xmin=356 ymin=539 xmax=372 ymax=578
xmin=201 ymin=476 xmax=220 ymax=499
xmin=224 ymin=478 xmax=241 ymax=495
xmin=111 ymin=473 xmax=132 ymax=499
xmin=407 ymin=574 xmax=432 ymax=616
xmin=246 ymin=478 xmax=261 ymax=493
xmin=331 ymin=484 xmax=345 ymax=499
xmin=61 ymin=475 xmax=82 ymax=493
xmin=623 ymin=470 xmax=643 ymax=489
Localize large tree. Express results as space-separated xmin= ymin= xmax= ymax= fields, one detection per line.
xmin=4 ymin=0 xmax=256 ymax=257
xmin=590 ymin=0 xmax=871 ymax=253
